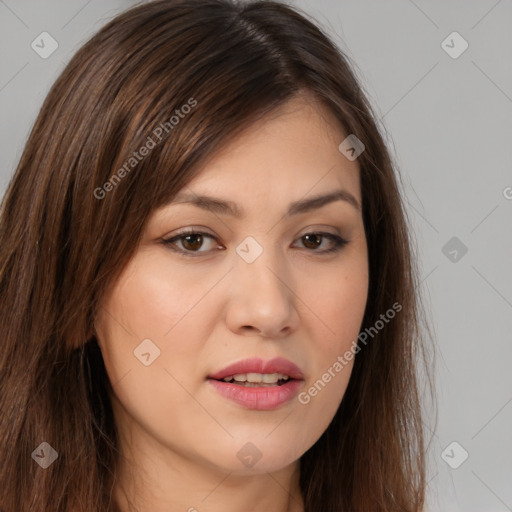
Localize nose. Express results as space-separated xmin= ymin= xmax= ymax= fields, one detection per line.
xmin=224 ymin=243 xmax=300 ymax=339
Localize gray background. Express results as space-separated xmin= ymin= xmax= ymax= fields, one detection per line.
xmin=1 ymin=1 xmax=511 ymax=510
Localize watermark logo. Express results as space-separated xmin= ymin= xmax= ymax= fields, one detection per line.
xmin=338 ymin=134 xmax=365 ymax=161
xmin=31 ymin=441 xmax=58 ymax=469
xmin=236 ymin=236 xmax=264 ymax=264
xmin=441 ymin=441 xmax=469 ymax=469
xmin=237 ymin=442 xmax=262 ymax=468
xmin=441 ymin=236 xmax=468 ymax=263
xmin=441 ymin=31 xmax=468 ymax=59
xmin=31 ymin=32 xmax=58 ymax=59
xmin=134 ymin=338 xmax=161 ymax=366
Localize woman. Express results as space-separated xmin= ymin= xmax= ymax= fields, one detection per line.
xmin=0 ymin=0 xmax=434 ymax=510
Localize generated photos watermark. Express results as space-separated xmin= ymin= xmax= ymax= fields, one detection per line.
xmin=298 ymin=301 xmax=402 ymax=404
xmin=93 ymin=97 xmax=197 ymax=200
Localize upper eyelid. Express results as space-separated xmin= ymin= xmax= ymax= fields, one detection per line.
xmin=166 ymin=222 xmax=345 ymax=236
xmin=165 ymin=226 xmax=344 ymax=240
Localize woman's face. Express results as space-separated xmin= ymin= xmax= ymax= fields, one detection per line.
xmin=95 ymin=95 xmax=368 ymax=476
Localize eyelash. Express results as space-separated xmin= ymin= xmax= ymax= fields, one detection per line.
xmin=161 ymin=228 xmax=349 ymax=257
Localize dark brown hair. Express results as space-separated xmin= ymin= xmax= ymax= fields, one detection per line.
xmin=0 ymin=1 xmax=435 ymax=510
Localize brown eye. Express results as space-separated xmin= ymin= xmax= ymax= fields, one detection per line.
xmin=295 ymin=233 xmax=348 ymax=254
xmin=163 ymin=230 xmax=348 ymax=257
xmin=181 ymin=233 xmax=205 ymax=251
xmin=163 ymin=230 xmax=221 ymax=256
xmin=301 ymin=233 xmax=322 ymax=250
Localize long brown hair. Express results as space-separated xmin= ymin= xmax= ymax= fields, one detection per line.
xmin=0 ymin=1 xmax=435 ymax=510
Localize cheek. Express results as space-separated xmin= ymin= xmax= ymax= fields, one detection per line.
xmin=97 ymin=251 xmax=213 ymax=349
xmin=323 ymin=273 xmax=367 ymax=352
xmin=295 ymin=251 xmax=368 ymax=425
xmin=94 ymin=256 xmax=216 ymax=449
xmin=112 ymin=259 xmax=201 ymax=338
xmin=308 ymin=250 xmax=369 ymax=359
xmin=94 ymin=254 xmax=211 ymax=396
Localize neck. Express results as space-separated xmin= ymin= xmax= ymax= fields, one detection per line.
xmin=113 ymin=450 xmax=304 ymax=512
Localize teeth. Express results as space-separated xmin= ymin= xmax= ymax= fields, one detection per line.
xmin=222 ymin=373 xmax=290 ymax=384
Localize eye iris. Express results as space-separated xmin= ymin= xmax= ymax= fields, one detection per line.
xmin=303 ymin=234 xmax=322 ymax=250
xmin=183 ymin=234 xmax=203 ymax=251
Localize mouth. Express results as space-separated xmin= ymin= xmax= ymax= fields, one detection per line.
xmin=214 ymin=372 xmax=294 ymax=387
xmin=207 ymin=357 xmax=304 ymax=410
xmin=208 ymin=356 xmax=304 ymax=381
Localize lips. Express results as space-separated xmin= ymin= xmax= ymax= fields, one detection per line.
xmin=207 ymin=357 xmax=304 ymax=410
xmin=208 ymin=357 xmax=305 ymax=381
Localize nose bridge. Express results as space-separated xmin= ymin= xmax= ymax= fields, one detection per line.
xmin=235 ymin=234 xmax=286 ymax=300
xmin=228 ymin=234 xmax=296 ymax=337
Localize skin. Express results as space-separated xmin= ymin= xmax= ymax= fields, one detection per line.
xmin=94 ymin=94 xmax=369 ymax=512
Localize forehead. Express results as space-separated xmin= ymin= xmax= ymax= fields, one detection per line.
xmin=181 ymin=95 xmax=360 ymax=201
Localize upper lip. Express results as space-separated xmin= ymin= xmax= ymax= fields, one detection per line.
xmin=208 ymin=357 xmax=304 ymax=380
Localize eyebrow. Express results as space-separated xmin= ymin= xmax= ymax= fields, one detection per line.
xmin=169 ymin=188 xmax=361 ymax=218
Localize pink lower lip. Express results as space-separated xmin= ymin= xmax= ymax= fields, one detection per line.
xmin=208 ymin=379 xmax=303 ymax=410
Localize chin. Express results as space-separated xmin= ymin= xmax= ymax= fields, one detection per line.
xmin=190 ymin=435 xmax=300 ymax=476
